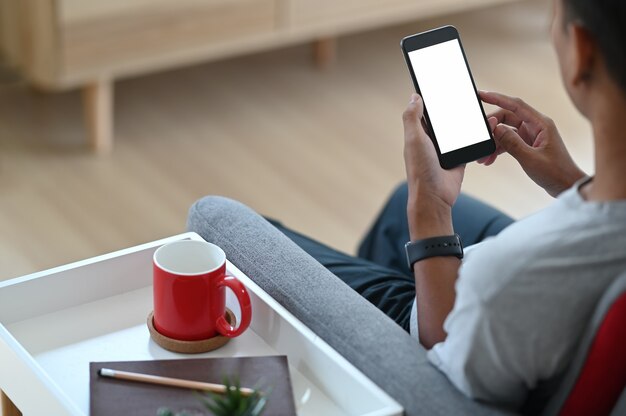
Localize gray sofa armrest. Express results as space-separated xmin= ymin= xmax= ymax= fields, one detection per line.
xmin=187 ymin=196 xmax=514 ymax=416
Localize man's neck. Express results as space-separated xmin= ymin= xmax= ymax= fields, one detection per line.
xmin=582 ymin=87 xmax=626 ymax=201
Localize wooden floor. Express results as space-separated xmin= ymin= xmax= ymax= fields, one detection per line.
xmin=0 ymin=0 xmax=591 ymax=281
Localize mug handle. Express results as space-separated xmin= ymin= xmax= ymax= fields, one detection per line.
xmin=216 ymin=275 xmax=252 ymax=337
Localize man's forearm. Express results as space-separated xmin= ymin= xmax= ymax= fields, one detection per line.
xmin=413 ymin=256 xmax=460 ymax=348
xmin=408 ymin=197 xmax=460 ymax=349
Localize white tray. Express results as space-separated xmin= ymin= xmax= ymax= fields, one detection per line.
xmin=0 ymin=233 xmax=403 ymax=416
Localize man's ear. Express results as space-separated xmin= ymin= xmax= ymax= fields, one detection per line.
xmin=569 ymin=23 xmax=596 ymax=87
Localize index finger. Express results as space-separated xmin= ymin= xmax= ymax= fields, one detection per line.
xmin=479 ymin=91 xmax=544 ymax=124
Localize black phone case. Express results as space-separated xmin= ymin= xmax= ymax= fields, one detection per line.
xmin=401 ymin=25 xmax=495 ymax=169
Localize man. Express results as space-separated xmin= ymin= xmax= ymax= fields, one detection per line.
xmin=270 ymin=0 xmax=626 ymax=410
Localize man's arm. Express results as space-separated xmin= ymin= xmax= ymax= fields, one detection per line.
xmin=402 ymin=94 xmax=466 ymax=348
xmin=403 ymin=92 xmax=585 ymax=348
xmin=401 ymin=91 xmax=585 ymax=348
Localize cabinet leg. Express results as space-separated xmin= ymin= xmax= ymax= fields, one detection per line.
xmin=1 ymin=390 xmax=22 ymax=416
xmin=82 ymin=78 xmax=114 ymax=154
xmin=312 ymin=37 xmax=336 ymax=70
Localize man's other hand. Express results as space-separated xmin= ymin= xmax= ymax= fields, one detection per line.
xmin=479 ymin=91 xmax=586 ymax=197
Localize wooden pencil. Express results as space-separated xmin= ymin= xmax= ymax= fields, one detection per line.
xmin=98 ymin=368 xmax=255 ymax=396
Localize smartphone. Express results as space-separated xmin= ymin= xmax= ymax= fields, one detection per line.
xmin=401 ymin=25 xmax=495 ymax=169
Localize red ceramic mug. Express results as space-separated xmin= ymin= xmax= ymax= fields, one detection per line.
xmin=153 ymin=240 xmax=252 ymax=341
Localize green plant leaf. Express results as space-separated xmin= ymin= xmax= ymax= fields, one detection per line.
xmin=160 ymin=375 xmax=270 ymax=416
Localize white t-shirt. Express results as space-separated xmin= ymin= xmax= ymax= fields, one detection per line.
xmin=410 ymin=179 xmax=626 ymax=409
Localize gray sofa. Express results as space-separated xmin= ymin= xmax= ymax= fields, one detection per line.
xmin=187 ymin=196 xmax=626 ymax=416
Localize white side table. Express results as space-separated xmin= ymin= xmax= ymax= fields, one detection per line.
xmin=0 ymin=233 xmax=402 ymax=416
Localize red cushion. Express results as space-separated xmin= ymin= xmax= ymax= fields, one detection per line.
xmin=560 ymin=293 xmax=626 ymax=416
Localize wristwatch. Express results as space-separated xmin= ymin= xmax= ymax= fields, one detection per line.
xmin=405 ymin=234 xmax=463 ymax=271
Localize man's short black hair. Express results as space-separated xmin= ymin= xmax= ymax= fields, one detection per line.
xmin=562 ymin=0 xmax=626 ymax=94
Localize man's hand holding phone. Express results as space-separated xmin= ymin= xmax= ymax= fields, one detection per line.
xmin=403 ymin=93 xmax=464 ymax=240
xmin=479 ymin=91 xmax=586 ymax=197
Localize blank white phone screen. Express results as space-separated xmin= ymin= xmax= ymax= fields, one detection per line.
xmin=408 ymin=39 xmax=489 ymax=154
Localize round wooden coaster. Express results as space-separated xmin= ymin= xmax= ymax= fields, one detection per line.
xmin=147 ymin=309 xmax=236 ymax=354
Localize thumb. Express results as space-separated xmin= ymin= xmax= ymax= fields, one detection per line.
xmin=402 ymin=94 xmax=425 ymax=137
xmin=493 ymin=124 xmax=532 ymax=160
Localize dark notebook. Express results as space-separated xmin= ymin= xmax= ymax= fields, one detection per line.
xmin=90 ymin=356 xmax=297 ymax=416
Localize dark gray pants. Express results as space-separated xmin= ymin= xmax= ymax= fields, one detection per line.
xmin=270 ymin=182 xmax=514 ymax=331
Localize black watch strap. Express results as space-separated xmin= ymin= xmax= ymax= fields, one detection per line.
xmin=405 ymin=234 xmax=463 ymax=271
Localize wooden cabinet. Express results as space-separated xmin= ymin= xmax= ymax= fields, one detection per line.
xmin=287 ymin=0 xmax=510 ymax=33
xmin=0 ymin=0 xmax=516 ymax=152
xmin=59 ymin=0 xmax=277 ymax=84
xmin=288 ymin=0 xmax=441 ymax=29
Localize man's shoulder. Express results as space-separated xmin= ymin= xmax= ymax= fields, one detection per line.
xmin=456 ymin=191 xmax=626 ymax=338
xmin=458 ymin=192 xmax=626 ymax=303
